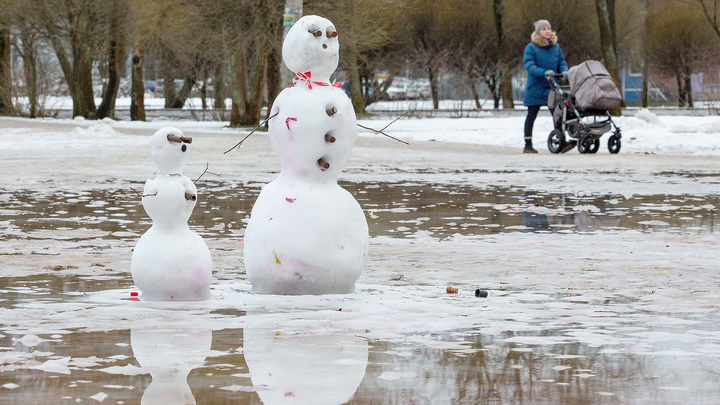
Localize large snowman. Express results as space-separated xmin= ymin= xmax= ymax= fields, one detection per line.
xmin=243 ymin=15 xmax=369 ymax=295
xmin=131 ymin=127 xmax=212 ymax=301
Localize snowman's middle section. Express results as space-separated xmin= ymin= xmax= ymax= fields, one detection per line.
xmin=269 ymin=85 xmax=357 ymax=181
xmin=243 ymin=85 xmax=369 ymax=295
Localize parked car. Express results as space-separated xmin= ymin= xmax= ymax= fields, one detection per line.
xmin=383 ymin=78 xmax=431 ymax=100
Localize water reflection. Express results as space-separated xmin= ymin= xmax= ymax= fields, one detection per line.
xmin=131 ymin=329 xmax=212 ymax=405
xmin=523 ymin=208 xmax=622 ymax=233
xmin=0 ymin=275 xmax=718 ymax=403
xmin=244 ymin=322 xmax=368 ymax=404
xmin=1 ymin=182 xmax=716 ymax=245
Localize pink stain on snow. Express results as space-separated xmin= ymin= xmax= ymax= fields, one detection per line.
xmin=285 ymin=117 xmax=297 ymax=130
xmin=285 ymin=197 xmax=296 ymax=203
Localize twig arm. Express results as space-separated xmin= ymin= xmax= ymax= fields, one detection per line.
xmin=357 ymin=123 xmax=409 ymax=145
xmin=224 ymin=112 xmax=280 ymax=154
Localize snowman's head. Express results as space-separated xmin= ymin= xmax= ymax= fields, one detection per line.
xmin=150 ymin=127 xmax=192 ymax=175
xmin=282 ymin=15 xmax=339 ymax=83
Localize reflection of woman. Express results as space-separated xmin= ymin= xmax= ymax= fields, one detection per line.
xmin=522 ymin=19 xmax=568 ymax=153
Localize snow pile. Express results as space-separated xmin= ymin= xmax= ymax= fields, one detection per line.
xmin=634 ymin=108 xmax=662 ymax=125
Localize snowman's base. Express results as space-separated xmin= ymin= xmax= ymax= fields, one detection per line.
xmin=249 ymin=279 xmax=356 ymax=296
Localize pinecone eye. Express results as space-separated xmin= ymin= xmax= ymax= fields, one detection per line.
xmin=309 ymin=29 xmax=322 ymax=37
xmin=327 ymin=30 xmax=337 ymax=38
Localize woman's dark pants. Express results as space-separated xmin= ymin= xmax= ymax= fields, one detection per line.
xmin=524 ymin=105 xmax=556 ymax=146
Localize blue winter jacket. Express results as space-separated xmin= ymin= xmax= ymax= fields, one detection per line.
xmin=523 ymin=32 xmax=568 ymax=106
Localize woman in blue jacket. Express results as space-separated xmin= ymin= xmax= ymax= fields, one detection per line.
xmin=522 ymin=20 xmax=568 ymax=153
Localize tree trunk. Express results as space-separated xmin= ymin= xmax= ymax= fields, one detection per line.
xmin=485 ymin=76 xmax=499 ymax=109
xmin=266 ymin=44 xmax=281 ymax=116
xmin=347 ymin=48 xmax=365 ymax=113
xmin=428 ymin=65 xmax=440 ymax=110
xmin=0 ymin=24 xmax=12 ymax=115
xmin=470 ymin=75 xmax=481 ymax=110
xmin=371 ymin=73 xmax=394 ymax=105
xmin=676 ymin=72 xmax=686 ymax=107
xmin=171 ymin=77 xmax=195 ymax=109
xmin=49 ymin=36 xmax=79 ymax=113
xmin=641 ymin=61 xmax=649 ymax=107
xmin=214 ymin=63 xmax=226 ymax=111
xmin=499 ymin=72 xmax=514 ymax=110
xmin=77 ymin=48 xmax=96 ymax=118
xmin=162 ymin=47 xmax=176 ymax=108
xmin=131 ymin=44 xmax=146 ymax=121
xmin=230 ymin=52 xmax=242 ymax=125
xmin=230 ymin=48 xmax=247 ymax=126
xmin=685 ymin=65 xmax=693 ymax=108
xmin=200 ymin=65 xmax=208 ymax=111
xmin=641 ymin=0 xmax=649 ymax=107
xmin=96 ymin=7 xmax=125 ymax=120
xmin=19 ymin=29 xmax=38 ymax=118
xmin=595 ymin=0 xmax=622 ymax=115
xmin=230 ymin=42 xmax=267 ymax=126
xmin=493 ymin=0 xmax=514 ymax=110
xmin=245 ymin=45 xmax=267 ymax=125
xmin=265 ymin=8 xmax=283 ymax=118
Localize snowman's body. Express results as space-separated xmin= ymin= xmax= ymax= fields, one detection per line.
xmin=244 ymin=16 xmax=368 ymax=295
xmin=131 ymin=127 xmax=212 ymax=301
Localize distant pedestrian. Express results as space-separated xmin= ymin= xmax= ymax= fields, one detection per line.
xmin=522 ymin=19 xmax=568 ymax=153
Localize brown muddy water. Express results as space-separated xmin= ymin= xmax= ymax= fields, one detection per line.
xmin=2 ymin=181 xmax=718 ymax=243
xmin=1 ymin=182 xmax=719 ymax=403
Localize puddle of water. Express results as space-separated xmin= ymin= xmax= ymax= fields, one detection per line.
xmin=1 ymin=182 xmax=717 ymax=246
xmin=1 ymin=275 xmax=719 ymax=403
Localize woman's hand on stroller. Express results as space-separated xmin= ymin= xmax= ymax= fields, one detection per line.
xmin=562 ymin=71 xmax=568 ymax=81
xmin=544 ymin=70 xmax=556 ymax=79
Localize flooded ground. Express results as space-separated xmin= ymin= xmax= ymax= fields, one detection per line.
xmin=1 ymin=273 xmax=720 ymax=404
xmin=2 ymin=181 xmax=719 ymax=404
xmin=2 ymin=181 xmax=717 ymax=243
xmin=2 ymin=118 xmax=720 ymax=404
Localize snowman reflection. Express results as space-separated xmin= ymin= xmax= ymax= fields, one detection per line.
xmin=131 ymin=127 xmax=213 ymax=301
xmin=243 ymin=15 xmax=369 ymax=295
xmin=131 ymin=328 xmax=212 ymax=405
xmin=244 ymin=323 xmax=368 ymax=404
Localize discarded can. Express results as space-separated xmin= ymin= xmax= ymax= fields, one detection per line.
xmin=475 ymin=289 xmax=488 ymax=298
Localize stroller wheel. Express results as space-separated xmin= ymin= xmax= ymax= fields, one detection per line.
xmin=578 ymin=136 xmax=599 ymax=154
xmin=547 ymin=129 xmax=565 ymax=154
xmin=608 ymin=134 xmax=621 ymax=154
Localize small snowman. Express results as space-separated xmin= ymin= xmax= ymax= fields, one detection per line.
xmin=243 ymin=15 xmax=369 ymax=295
xmin=131 ymin=127 xmax=212 ymax=301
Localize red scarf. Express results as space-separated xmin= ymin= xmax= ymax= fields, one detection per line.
xmin=293 ymin=71 xmax=342 ymax=90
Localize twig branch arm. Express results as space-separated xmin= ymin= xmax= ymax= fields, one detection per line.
xmin=224 ymin=112 xmax=280 ymax=154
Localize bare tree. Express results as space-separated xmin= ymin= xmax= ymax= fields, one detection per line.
xmin=95 ymin=0 xmax=127 ymax=119
xmin=648 ymin=0 xmax=719 ymax=107
xmin=699 ymin=0 xmax=720 ymax=38
xmin=130 ymin=43 xmax=145 ymax=121
xmin=9 ymin=2 xmax=39 ymax=117
xmin=401 ymin=0 xmax=457 ymax=110
xmin=0 ymin=5 xmax=14 ymax=115
xmin=307 ymin=0 xmax=401 ymax=113
xmin=493 ymin=0 xmax=515 ymax=109
xmin=641 ymin=0 xmax=651 ymax=107
xmin=596 ymin=0 xmax=623 ymax=115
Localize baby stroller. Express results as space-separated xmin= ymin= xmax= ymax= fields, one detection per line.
xmin=546 ymin=60 xmax=622 ymax=154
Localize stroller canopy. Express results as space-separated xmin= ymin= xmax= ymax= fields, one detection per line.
xmin=568 ymin=60 xmax=622 ymax=111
